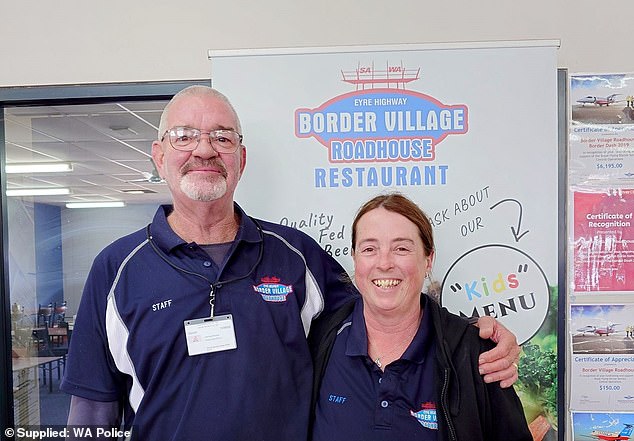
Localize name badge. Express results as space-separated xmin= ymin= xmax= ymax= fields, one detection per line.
xmin=184 ymin=315 xmax=237 ymax=356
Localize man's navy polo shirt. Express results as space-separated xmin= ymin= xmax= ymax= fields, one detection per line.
xmin=312 ymin=296 xmax=438 ymax=441
xmin=61 ymin=204 xmax=352 ymax=441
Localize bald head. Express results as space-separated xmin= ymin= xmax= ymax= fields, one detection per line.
xmin=158 ymin=86 xmax=242 ymax=138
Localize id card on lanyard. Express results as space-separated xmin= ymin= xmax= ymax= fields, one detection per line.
xmin=184 ymin=315 xmax=237 ymax=356
xmin=146 ymin=217 xmax=264 ymax=357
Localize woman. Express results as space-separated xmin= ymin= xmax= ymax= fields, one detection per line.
xmin=309 ymin=192 xmax=531 ymax=441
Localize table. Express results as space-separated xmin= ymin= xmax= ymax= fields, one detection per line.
xmin=12 ymin=356 xmax=65 ymax=393
xmin=47 ymin=327 xmax=68 ymax=346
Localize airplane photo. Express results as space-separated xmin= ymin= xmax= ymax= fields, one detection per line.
xmin=584 ymin=423 xmax=633 ymax=440
xmin=576 ymin=94 xmax=620 ymax=106
xmin=571 ymin=305 xmax=634 ymax=353
xmin=576 ymin=323 xmax=621 ymax=336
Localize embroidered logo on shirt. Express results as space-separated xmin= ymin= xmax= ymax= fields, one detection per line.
xmin=410 ymin=401 xmax=438 ymax=430
xmin=253 ymin=276 xmax=293 ymax=302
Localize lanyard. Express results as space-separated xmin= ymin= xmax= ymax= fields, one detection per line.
xmin=145 ymin=219 xmax=264 ymax=317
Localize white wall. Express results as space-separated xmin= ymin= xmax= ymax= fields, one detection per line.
xmin=0 ymin=0 xmax=628 ymax=88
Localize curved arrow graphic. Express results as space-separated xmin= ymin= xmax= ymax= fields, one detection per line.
xmin=489 ymin=198 xmax=529 ymax=242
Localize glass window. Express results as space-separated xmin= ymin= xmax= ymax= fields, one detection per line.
xmin=5 ymin=99 xmax=172 ymax=427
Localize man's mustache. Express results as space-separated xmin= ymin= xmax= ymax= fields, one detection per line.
xmin=180 ymin=159 xmax=227 ymax=177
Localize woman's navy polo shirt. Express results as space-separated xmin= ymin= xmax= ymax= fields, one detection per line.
xmin=312 ymin=296 xmax=438 ymax=441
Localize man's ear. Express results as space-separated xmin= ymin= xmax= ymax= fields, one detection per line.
xmin=238 ymin=145 xmax=247 ymax=178
xmin=151 ymin=141 xmax=165 ymax=178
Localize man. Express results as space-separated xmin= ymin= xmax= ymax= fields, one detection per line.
xmin=61 ymin=86 xmax=520 ymax=440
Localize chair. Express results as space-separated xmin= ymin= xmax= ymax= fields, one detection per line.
xmin=49 ymin=321 xmax=69 ymax=347
xmin=52 ymin=301 xmax=67 ymax=325
xmin=37 ymin=304 xmax=53 ymax=328
xmin=32 ymin=328 xmax=68 ymax=392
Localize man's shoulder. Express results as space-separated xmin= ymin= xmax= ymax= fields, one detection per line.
xmin=83 ymin=226 xmax=150 ymax=290
xmin=255 ymin=217 xmax=321 ymax=246
xmin=94 ymin=226 xmax=148 ymax=263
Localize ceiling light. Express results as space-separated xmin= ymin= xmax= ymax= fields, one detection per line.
xmin=66 ymin=201 xmax=126 ymax=209
xmin=6 ymin=162 xmax=73 ymax=174
xmin=6 ymin=188 xmax=71 ymax=197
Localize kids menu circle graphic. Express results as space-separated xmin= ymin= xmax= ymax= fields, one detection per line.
xmin=440 ymin=244 xmax=550 ymax=344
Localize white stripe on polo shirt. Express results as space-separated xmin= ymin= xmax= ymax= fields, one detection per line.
xmin=105 ymin=239 xmax=148 ymax=413
xmin=262 ymin=229 xmax=325 ymax=336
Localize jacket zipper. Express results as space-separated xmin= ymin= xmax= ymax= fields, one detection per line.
xmin=441 ymin=368 xmax=457 ymax=441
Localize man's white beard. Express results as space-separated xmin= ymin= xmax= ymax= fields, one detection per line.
xmin=180 ymin=173 xmax=227 ymax=202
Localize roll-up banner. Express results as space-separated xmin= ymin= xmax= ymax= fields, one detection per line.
xmin=209 ymin=41 xmax=560 ymax=439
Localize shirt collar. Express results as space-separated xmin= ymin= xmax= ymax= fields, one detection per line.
xmin=149 ymin=202 xmax=262 ymax=253
xmin=345 ymin=297 xmax=369 ymax=357
xmin=345 ymin=294 xmax=434 ymax=364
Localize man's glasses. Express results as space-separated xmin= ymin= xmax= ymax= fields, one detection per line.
xmin=161 ymin=126 xmax=243 ymax=153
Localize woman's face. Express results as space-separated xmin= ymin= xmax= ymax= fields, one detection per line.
xmin=352 ymin=207 xmax=432 ymax=318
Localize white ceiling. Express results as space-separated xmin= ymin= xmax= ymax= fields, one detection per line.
xmin=4 ymin=100 xmax=173 ymax=206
